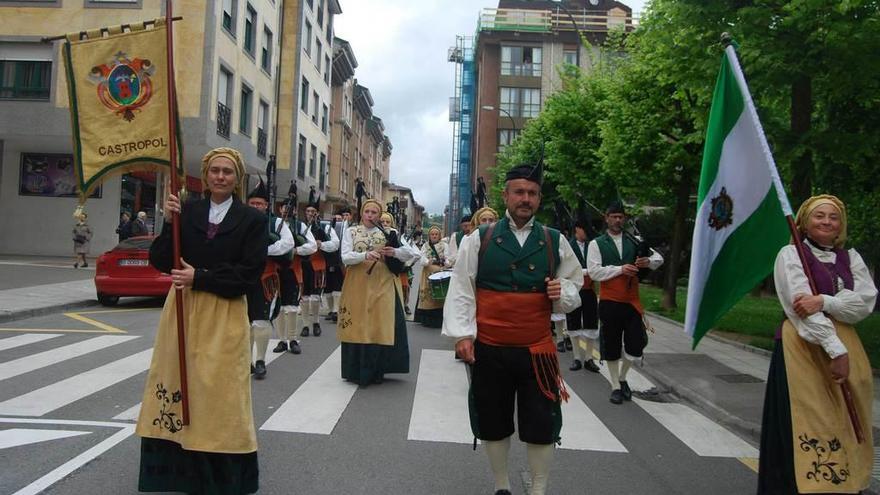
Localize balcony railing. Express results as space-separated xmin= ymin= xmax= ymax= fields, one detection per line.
xmin=217 ymin=102 xmax=231 ymax=139
xmin=257 ymin=128 xmax=267 ymax=157
xmin=479 ymin=8 xmax=635 ymax=34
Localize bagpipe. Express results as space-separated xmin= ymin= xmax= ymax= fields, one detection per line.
xmin=367 ymin=221 xmax=405 ymax=276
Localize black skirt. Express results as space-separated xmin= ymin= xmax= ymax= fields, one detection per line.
xmin=139 ymin=438 xmax=258 ymax=494
xmin=340 ymin=291 xmax=410 ymax=386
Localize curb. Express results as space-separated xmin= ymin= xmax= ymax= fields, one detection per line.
xmin=0 ymin=299 xmax=99 ymax=324
xmin=646 ymin=311 xmax=773 ymax=357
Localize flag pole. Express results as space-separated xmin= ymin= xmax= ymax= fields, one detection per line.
xmin=784 ymin=215 xmax=863 ymax=443
xmin=165 ymin=0 xmax=190 ymax=426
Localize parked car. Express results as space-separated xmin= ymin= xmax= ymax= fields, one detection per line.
xmin=94 ymin=235 xmax=171 ymax=306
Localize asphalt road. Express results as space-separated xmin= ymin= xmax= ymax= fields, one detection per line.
xmin=0 ymin=263 xmax=95 ymax=291
xmin=0 ymin=302 xmax=759 ymax=494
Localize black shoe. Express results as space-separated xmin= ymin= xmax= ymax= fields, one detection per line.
xmin=324 ymin=314 xmax=334 ymax=321
xmin=272 ymin=341 xmax=288 ymax=353
xmin=564 ymin=337 xmax=573 ymax=350
xmin=584 ymin=359 xmax=601 ymax=373
xmin=74 ymin=263 xmax=79 ymax=268
xmin=289 ymin=340 xmax=302 ymax=354
xmin=250 ymin=364 xmax=255 ymax=375
xmin=312 ymin=323 xmax=322 ymax=337
xmin=610 ymin=389 xmax=624 ymax=404
xmin=556 ymin=341 xmax=566 ymax=353
xmin=404 ymin=306 xmax=411 ymax=315
xmin=301 ymin=326 xmax=310 ymax=337
xmin=495 ymin=490 xmax=512 ymax=495
xmin=620 ymin=380 xmax=632 ymax=401
xmin=82 ymin=262 xmax=88 ymax=268
xmin=254 ymin=360 xmax=267 ymax=379
xmin=331 ymin=312 xmax=338 ymax=323
xmin=569 ymin=359 xmax=582 ymax=371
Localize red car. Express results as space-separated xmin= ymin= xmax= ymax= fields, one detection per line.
xmin=94 ymin=235 xmax=172 ymax=306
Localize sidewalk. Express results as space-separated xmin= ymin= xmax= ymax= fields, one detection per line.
xmin=0 ymin=256 xmax=98 ymax=323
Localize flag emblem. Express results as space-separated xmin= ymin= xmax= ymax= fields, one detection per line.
xmin=708 ymin=187 xmax=733 ymax=230
xmin=89 ymin=52 xmax=155 ymax=122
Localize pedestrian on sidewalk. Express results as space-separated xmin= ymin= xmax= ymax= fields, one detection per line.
xmin=442 ymin=161 xmax=583 ymax=495
xmin=72 ymin=209 xmax=92 ymax=268
xmin=116 ymin=211 xmax=132 ymax=242
xmin=567 ymin=220 xmax=600 ymax=373
xmin=587 ymin=201 xmax=663 ymax=405
xmin=135 ymin=147 xmax=266 ymax=494
xmin=130 ymin=211 xmax=149 ymax=237
xmin=758 ymin=194 xmax=877 ymax=494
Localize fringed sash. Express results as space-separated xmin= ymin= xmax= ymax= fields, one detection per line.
xmin=476 ymin=288 xmax=569 ymax=402
xmin=599 ymin=275 xmax=643 ymax=314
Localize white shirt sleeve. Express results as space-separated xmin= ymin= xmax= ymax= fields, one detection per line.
xmin=320 ymin=225 xmax=340 ymax=253
xmin=267 ymin=218 xmax=294 ymax=257
xmin=774 ymin=245 xmax=848 ymax=359
xmin=341 ymin=226 xmax=366 ymax=265
xmin=587 ymin=239 xmax=623 ymax=281
xmin=391 ymin=230 xmax=417 ymax=261
xmin=820 ymin=249 xmax=878 ymax=325
xmin=446 ymin=234 xmax=459 ymax=267
xmin=554 ymin=234 xmax=585 ymax=314
xmin=647 ymin=247 xmax=664 ymax=270
xmin=295 ymin=222 xmax=318 ymax=256
xmin=441 ymin=233 xmax=479 ymax=342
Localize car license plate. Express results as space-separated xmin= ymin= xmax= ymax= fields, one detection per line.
xmin=119 ymin=259 xmax=148 ymax=266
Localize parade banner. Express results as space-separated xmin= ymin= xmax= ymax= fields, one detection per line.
xmin=62 ymin=19 xmax=182 ymax=199
xmin=684 ymin=44 xmax=791 ymax=348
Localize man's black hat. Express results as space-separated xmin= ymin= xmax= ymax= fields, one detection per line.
xmin=307 ymin=187 xmax=320 ymax=210
xmin=247 ymin=178 xmax=269 ymax=201
xmin=460 ymin=215 xmax=471 ymax=225
xmin=504 ymin=160 xmax=543 ymax=185
xmin=606 ymin=200 xmax=626 ymax=215
xmin=337 ymin=205 xmax=351 ymax=215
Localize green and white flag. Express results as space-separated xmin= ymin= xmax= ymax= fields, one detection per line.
xmin=685 ymin=45 xmax=792 ymax=348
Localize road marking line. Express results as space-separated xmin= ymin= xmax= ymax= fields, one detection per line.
xmin=11 ymin=425 xmax=135 ymax=495
xmin=407 ymin=349 xmax=472 ymax=444
xmin=559 ymin=383 xmax=628 ymax=452
xmin=0 ymin=417 xmax=132 ymax=429
xmin=0 ymin=335 xmax=138 ymax=381
xmin=597 ymin=365 xmax=757 ymax=458
xmin=739 ymin=457 xmax=759 ymax=473
xmin=74 ymin=308 xmax=155 ymax=315
xmin=260 ymin=346 xmax=358 ymax=434
xmin=63 ymin=312 xmax=126 ymax=333
xmin=0 ymin=328 xmax=119 ymax=334
xmin=0 ymin=333 xmax=62 ymax=351
xmin=0 ymin=349 xmax=152 ymax=416
xmin=0 ymin=428 xmax=90 ymax=450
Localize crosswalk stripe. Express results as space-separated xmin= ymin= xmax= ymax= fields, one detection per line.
xmin=0 ymin=335 xmax=138 ymax=382
xmin=0 ymin=428 xmax=91 ymax=449
xmin=0 ymin=333 xmax=63 ymax=352
xmin=407 ymin=349 xmax=472 ymax=444
xmin=559 ymin=383 xmax=628 ymax=452
xmin=598 ymin=363 xmax=758 ymax=457
xmin=113 ymin=340 xmax=289 ymax=421
xmin=0 ymin=349 xmax=152 ymax=417
xmin=260 ymin=346 xmax=358 ymax=434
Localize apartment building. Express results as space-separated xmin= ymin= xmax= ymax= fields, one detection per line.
xmin=0 ymin=0 xmax=282 ymax=255
xmin=384 ymin=183 xmax=424 ymax=236
xmin=325 ymin=36 xmax=356 ymax=215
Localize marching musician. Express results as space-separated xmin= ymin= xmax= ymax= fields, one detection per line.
xmin=442 ymin=161 xmax=582 ymax=495
xmin=566 ymin=220 xmax=601 ymax=374
xmin=337 ymin=199 xmax=418 ymax=386
xmin=245 ymin=179 xmax=294 ymax=379
xmin=586 ymin=201 xmax=663 ymax=405
xmin=295 ymin=197 xmax=330 ymax=338
xmin=272 ymin=203 xmax=317 ymax=355
xmin=323 ymin=207 xmax=349 ymax=323
xmin=415 ymin=225 xmax=448 ymax=328
xmin=445 ymin=214 xmax=474 ymax=268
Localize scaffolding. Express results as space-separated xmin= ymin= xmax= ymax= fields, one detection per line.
xmin=447 ymin=35 xmax=475 ymax=231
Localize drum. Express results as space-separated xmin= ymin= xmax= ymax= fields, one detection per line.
xmin=427 ymin=271 xmax=453 ymax=301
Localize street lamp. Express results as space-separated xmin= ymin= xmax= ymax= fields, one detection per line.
xmin=481 ymin=105 xmax=518 ymax=151
xmin=551 ymin=0 xmax=586 ymax=67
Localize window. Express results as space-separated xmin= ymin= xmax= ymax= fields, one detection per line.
xmin=317 ymin=0 xmax=325 ymax=27
xmin=319 ymin=152 xmax=327 ymax=189
xmin=0 ymin=61 xmax=51 ymax=100
xmin=321 ymin=104 xmax=328 ymax=133
xmin=312 ymin=91 xmax=319 ymax=124
xmin=300 ymin=77 xmax=309 ymax=113
xmin=239 ymin=85 xmax=252 ymax=136
xmin=500 ymin=46 xmax=542 ymax=76
xmin=218 ymin=68 xmax=232 ymax=105
xmin=563 ymin=50 xmax=577 ymax=66
xmin=261 ymin=26 xmax=273 ymax=73
xmin=309 ymin=145 xmax=317 ymax=177
xmin=315 ymin=40 xmax=322 ymax=69
xmin=222 ymin=0 xmax=237 ymax=36
xmin=324 ymin=54 xmax=330 ymax=85
xmin=297 ymin=135 xmax=307 ymax=178
xmin=243 ymin=4 xmax=256 ymax=55
xmin=257 ymin=100 xmax=269 ymax=157
xmin=497 ymin=129 xmax=520 ymax=153
xmin=217 ymin=68 xmax=233 ymax=138
xmin=326 ymin=10 xmax=333 ymax=43
xmin=304 ymin=21 xmax=312 ymax=58
xmin=500 ymin=87 xmax=541 ymax=118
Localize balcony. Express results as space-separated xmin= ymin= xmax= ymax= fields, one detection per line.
xmin=478 ymin=7 xmax=635 ymax=34
xmin=217 ymin=102 xmax=232 ymax=139
xmin=257 ymin=128 xmax=268 ymax=158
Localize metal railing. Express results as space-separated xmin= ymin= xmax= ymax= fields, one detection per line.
xmin=257 ymin=128 xmax=267 ymax=157
xmin=217 ymin=102 xmax=231 ymax=139
xmin=479 ymin=8 xmax=635 ymax=33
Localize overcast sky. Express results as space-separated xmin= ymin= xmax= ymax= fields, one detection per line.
xmin=335 ymin=0 xmax=648 ymax=216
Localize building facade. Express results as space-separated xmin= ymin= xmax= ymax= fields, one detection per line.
xmin=325 ymin=36 xmax=356 ymax=215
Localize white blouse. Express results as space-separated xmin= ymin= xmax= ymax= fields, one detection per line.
xmin=341 ymin=225 xmax=418 ymax=266
xmin=774 ymin=243 xmax=877 ymax=359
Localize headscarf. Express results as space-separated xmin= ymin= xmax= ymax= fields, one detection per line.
xmin=471 ymin=206 xmax=499 ymax=228
xmin=427 ymin=225 xmax=442 ymax=243
xmin=794 ymin=194 xmax=847 ymax=248
xmin=380 ymin=212 xmax=396 ymax=229
xmin=360 ymin=199 xmax=384 ymax=225
xmin=200 ymin=147 xmax=246 ymax=199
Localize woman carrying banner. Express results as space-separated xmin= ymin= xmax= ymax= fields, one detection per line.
xmin=337 ymin=199 xmax=417 ymax=386
xmin=415 ymin=225 xmax=448 ymax=328
xmin=758 ymin=195 xmax=877 ymax=494
xmin=136 ymin=147 xmax=266 ymax=494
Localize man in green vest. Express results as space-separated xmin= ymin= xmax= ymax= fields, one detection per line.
xmin=446 ymin=214 xmax=474 ymax=267
xmin=442 ymin=162 xmax=583 ymax=495
xmin=587 ymin=201 xmax=663 ymax=405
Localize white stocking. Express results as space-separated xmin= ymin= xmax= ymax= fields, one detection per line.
xmin=483 ymin=437 xmax=511 ymax=492
xmin=281 ymin=306 xmax=297 ymax=341
xmin=620 ymin=358 xmax=633 ymax=382
xmin=608 ymin=359 xmax=621 ymax=390
xmin=526 ymin=442 xmax=554 ymax=495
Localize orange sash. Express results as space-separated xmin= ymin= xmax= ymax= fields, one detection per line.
xmin=476 ymin=289 xmax=568 ymax=402
xmin=599 ymin=275 xmax=643 ymax=314
xmin=261 ymin=259 xmax=280 ymax=302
